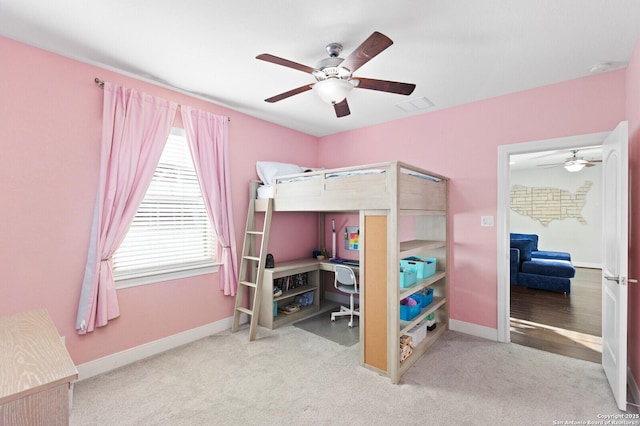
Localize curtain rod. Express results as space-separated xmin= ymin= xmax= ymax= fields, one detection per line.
xmin=94 ymin=78 xmax=231 ymax=122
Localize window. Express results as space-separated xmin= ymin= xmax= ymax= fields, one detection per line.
xmin=113 ymin=128 xmax=217 ymax=288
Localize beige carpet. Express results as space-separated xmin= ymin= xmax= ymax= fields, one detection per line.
xmin=70 ymin=326 xmax=636 ymax=425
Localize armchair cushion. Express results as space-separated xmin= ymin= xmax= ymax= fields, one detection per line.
xmin=531 ymin=250 xmax=571 ymax=261
xmin=510 ymin=238 xmax=535 ymax=262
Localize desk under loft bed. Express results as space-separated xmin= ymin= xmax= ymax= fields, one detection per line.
xmin=250 ymin=161 xmax=449 ymax=384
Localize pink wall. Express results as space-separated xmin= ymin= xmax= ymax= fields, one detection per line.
xmin=0 ymin=37 xmax=319 ymax=365
xmin=319 ymin=69 xmax=626 ymax=329
xmin=626 ymin=38 xmax=640 ymax=386
xmin=2 ymin=32 xmax=637 ymax=376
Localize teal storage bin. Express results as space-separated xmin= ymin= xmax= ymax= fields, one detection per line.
xmin=401 ymin=256 xmax=436 ymax=279
xmin=399 ymin=267 xmax=417 ymax=288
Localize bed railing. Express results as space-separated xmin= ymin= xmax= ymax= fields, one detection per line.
xmin=254 ymin=161 xmax=447 ymax=212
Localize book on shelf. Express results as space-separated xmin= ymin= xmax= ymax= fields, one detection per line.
xmin=275 ymin=273 xmax=308 ymax=292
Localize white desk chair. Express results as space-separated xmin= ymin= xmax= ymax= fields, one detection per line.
xmin=331 ymin=265 xmax=360 ymax=327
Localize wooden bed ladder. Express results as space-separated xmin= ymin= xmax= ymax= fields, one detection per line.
xmin=231 ymin=198 xmax=273 ymax=341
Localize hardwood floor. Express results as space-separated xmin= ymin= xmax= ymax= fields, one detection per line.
xmin=510 ymin=267 xmax=602 ymax=363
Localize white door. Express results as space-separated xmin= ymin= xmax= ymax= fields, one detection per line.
xmin=601 ymin=120 xmax=629 ymax=411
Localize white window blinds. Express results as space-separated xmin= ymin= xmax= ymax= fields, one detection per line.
xmin=113 ymin=128 xmax=216 ymax=282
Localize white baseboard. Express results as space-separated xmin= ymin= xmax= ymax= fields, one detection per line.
xmin=449 ymin=319 xmax=499 ymax=341
xmin=75 ymin=316 xmax=244 ymax=381
xmin=573 ymin=262 xmax=602 ymax=269
xmin=628 ymin=367 xmax=640 ymax=408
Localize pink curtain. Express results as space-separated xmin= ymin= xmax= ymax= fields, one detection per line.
xmin=181 ymin=106 xmax=239 ymax=296
xmin=76 ymin=82 xmax=177 ymax=334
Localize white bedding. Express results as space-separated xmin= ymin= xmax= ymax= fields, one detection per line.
xmin=257 ymin=184 xmax=274 ymax=199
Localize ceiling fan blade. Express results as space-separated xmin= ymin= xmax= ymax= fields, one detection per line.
xmin=536 ymin=163 xmax=564 ymax=167
xmin=264 ymin=84 xmax=313 ymax=103
xmin=334 ymin=99 xmax=350 ymax=117
xmin=340 ymin=31 xmax=393 ymax=73
xmin=256 ymin=53 xmax=315 ymax=74
xmin=353 ymin=77 xmax=416 ymax=95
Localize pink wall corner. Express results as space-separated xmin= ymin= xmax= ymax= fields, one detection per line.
xmin=0 ymin=36 xmax=319 ymax=365
xmin=626 ymin=36 xmax=640 ymax=386
xmin=319 ymin=69 xmax=626 ymax=330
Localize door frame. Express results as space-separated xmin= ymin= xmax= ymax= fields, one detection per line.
xmin=496 ymin=130 xmax=610 ymax=342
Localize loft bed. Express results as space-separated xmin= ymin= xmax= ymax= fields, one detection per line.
xmin=253 ymin=161 xmax=447 ymax=213
xmin=247 ymin=160 xmax=449 ymax=384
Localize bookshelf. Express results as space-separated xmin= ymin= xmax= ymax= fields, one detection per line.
xmin=258 ymin=259 xmax=321 ymax=329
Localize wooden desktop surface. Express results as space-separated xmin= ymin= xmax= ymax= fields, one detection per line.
xmin=319 ymin=260 xmax=360 ymax=272
xmin=0 ymin=309 xmax=77 ymax=404
xmin=0 ymin=309 xmax=78 ymax=425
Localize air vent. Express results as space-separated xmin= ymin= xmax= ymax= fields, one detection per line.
xmin=396 ymin=97 xmax=434 ymax=113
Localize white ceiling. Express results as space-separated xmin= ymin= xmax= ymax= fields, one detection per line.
xmin=1 ymin=1 xmax=639 ymax=137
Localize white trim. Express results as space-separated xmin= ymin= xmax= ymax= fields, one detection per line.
xmin=573 ymin=262 xmax=602 ymax=269
xmin=496 ymin=131 xmax=610 ymax=343
xmin=115 ymin=264 xmax=220 ymax=289
xmin=628 ymin=367 xmax=640 ymax=408
xmin=449 ymin=319 xmax=498 ymax=341
xmin=75 ymin=316 xmax=244 ymax=381
xmin=497 ymin=144 xmax=512 ymax=343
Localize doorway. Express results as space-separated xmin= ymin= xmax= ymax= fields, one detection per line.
xmin=507 ymin=145 xmax=603 ymax=362
xmin=496 ymin=130 xmax=610 ymax=346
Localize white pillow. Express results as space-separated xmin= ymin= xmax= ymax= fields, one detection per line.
xmin=256 ymin=161 xmax=304 ymax=185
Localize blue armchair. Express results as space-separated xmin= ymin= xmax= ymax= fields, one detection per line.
xmin=510 ymin=233 xmax=575 ymax=293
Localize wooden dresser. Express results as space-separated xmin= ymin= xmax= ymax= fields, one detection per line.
xmin=0 ymin=310 xmax=78 ymax=426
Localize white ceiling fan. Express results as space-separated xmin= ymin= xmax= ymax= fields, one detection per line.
xmin=537 ymin=149 xmax=602 ymax=172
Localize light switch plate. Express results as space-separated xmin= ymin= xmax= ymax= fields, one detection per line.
xmin=481 ymin=216 xmax=494 ymax=227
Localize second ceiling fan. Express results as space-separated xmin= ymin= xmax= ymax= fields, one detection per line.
xmin=537 ymin=149 xmax=602 ymax=172
xmin=256 ymin=31 xmax=416 ymax=118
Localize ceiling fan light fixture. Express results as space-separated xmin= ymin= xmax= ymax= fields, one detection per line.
xmin=313 ymin=78 xmax=353 ymax=104
xmin=564 ymin=161 xmax=586 ymax=172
